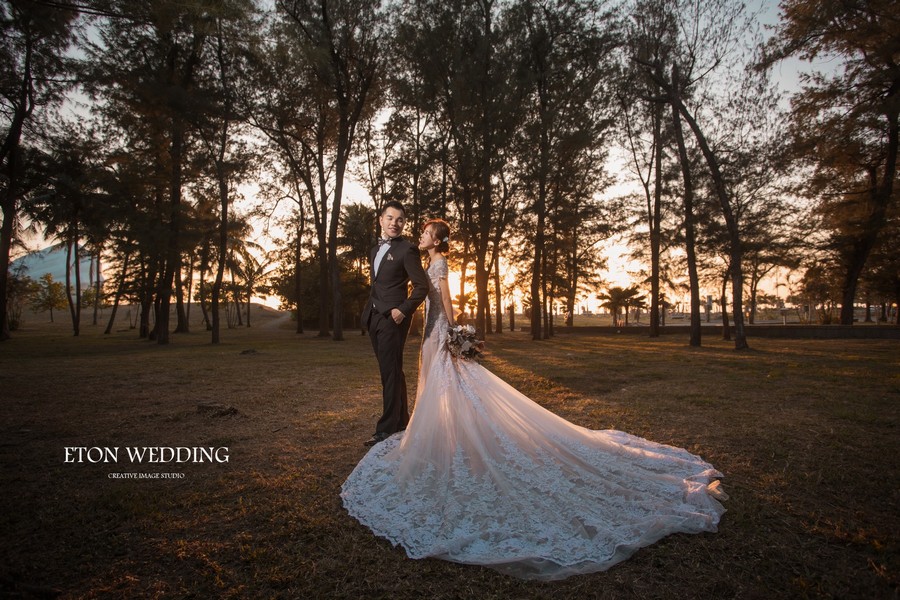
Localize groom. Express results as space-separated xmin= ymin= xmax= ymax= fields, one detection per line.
xmin=362 ymin=201 xmax=429 ymax=447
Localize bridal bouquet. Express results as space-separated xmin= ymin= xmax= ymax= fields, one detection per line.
xmin=447 ymin=324 xmax=485 ymax=360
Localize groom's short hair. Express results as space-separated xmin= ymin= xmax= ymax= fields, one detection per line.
xmin=381 ymin=201 xmax=406 ymax=216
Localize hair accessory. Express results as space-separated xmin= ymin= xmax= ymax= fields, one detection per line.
xmin=442 ymin=237 xmax=449 ymax=243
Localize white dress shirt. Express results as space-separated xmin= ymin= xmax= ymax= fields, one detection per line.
xmin=373 ymin=237 xmax=392 ymax=279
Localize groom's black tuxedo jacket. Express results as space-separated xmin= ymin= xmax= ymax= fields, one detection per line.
xmin=361 ymin=236 xmax=429 ymax=326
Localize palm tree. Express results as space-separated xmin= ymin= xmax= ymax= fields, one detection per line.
xmin=220 ymin=215 xmax=266 ymax=330
xmin=597 ymin=285 xmax=644 ymax=327
xmin=338 ymin=203 xmax=376 ymax=277
xmin=229 ymin=245 xmax=274 ymax=328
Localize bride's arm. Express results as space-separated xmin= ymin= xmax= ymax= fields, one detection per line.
xmin=438 ymin=275 xmax=456 ymax=325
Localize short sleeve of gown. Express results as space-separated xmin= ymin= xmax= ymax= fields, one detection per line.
xmin=434 ymin=259 xmax=448 ymax=280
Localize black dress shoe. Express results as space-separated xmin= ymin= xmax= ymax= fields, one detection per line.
xmin=364 ymin=433 xmax=389 ymax=447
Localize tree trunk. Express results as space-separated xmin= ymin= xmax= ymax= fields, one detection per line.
xmin=330 ymin=126 xmax=347 ymax=342
xmin=104 ymin=250 xmax=130 ymax=335
xmin=0 ymin=175 xmax=16 ymax=340
xmin=66 ymin=236 xmax=81 ymax=337
xmin=316 ymin=155 xmax=329 ymax=337
xmin=475 ymin=253 xmax=490 ymax=337
xmin=150 ymin=290 xmax=162 ymax=340
xmin=565 ymin=244 xmax=576 ymax=328
xmin=0 ymin=37 xmax=33 ymax=342
xmin=459 ymin=239 xmax=469 ymax=322
xmin=139 ymin=261 xmax=154 ymax=339
xmin=530 ymin=206 xmax=544 ymax=341
xmin=211 ymin=163 xmax=228 ymax=344
xmin=174 ymin=265 xmax=189 ymax=333
xmin=548 ymin=294 xmax=555 ymax=336
xmin=748 ymin=273 xmax=758 ymax=325
xmin=649 ymin=101 xmax=662 ymax=337
xmin=671 ymin=101 xmax=701 ymax=346
xmin=473 ymin=0 xmax=494 ymax=339
xmin=157 ymin=118 xmax=185 ymax=345
xmin=198 ymin=253 xmax=210 ymax=330
xmin=671 ymin=94 xmax=748 ymax=349
xmin=531 ymin=76 xmax=550 ymax=341
xmin=232 ymin=267 xmax=243 ymax=327
xmin=294 ymin=221 xmax=304 ymax=334
xmin=184 ymin=252 xmax=193 ymax=324
xmin=92 ymin=246 xmax=101 ymax=326
xmin=493 ymin=254 xmax=503 ymax=333
xmin=721 ymin=272 xmax=731 ymax=341
xmin=541 ymin=252 xmax=550 ymax=339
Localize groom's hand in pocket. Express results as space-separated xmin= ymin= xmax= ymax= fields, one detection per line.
xmin=391 ymin=308 xmax=406 ymax=324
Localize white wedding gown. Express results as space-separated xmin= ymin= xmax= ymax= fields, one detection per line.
xmin=341 ymin=257 xmax=726 ymax=580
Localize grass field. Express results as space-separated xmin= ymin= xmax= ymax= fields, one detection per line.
xmin=0 ymin=306 xmax=898 ymax=599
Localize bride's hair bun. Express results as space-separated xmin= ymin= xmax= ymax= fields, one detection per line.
xmin=423 ymin=218 xmax=451 ymax=253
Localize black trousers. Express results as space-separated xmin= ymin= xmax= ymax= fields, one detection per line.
xmin=368 ymin=309 xmax=412 ymax=435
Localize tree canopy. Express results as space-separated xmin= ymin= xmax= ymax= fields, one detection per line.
xmin=2 ymin=0 xmax=897 ymax=345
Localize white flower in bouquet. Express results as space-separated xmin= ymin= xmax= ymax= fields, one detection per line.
xmin=447 ymin=324 xmax=485 ymax=360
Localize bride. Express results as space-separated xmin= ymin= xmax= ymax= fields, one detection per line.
xmin=341 ymin=219 xmax=726 ymax=580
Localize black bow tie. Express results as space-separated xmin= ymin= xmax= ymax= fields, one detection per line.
xmin=378 ymin=237 xmax=393 ymax=247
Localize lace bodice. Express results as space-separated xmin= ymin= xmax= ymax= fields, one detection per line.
xmin=423 ymin=257 xmax=449 ymax=341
